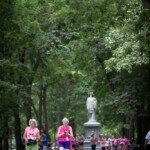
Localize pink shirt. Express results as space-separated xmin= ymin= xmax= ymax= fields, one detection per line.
xmin=101 ymin=140 xmax=106 ymax=147
xmin=25 ymin=127 xmax=39 ymax=139
xmin=112 ymin=139 xmax=115 ymax=145
xmin=118 ymin=139 xmax=123 ymax=145
xmin=75 ymin=142 xmax=79 ymax=146
xmin=78 ymin=135 xmax=84 ymax=142
xmin=59 ymin=125 xmax=71 ymax=142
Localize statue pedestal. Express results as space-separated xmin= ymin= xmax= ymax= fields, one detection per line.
xmin=84 ymin=121 xmax=101 ymax=150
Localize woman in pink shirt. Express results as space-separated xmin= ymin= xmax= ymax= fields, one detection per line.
xmin=111 ymin=136 xmax=116 ymax=150
xmin=100 ymin=137 xmax=106 ymax=150
xmin=118 ymin=136 xmax=123 ymax=150
xmin=71 ymin=137 xmax=79 ymax=150
xmin=23 ymin=119 xmax=40 ymax=150
xmin=56 ymin=118 xmax=74 ymax=150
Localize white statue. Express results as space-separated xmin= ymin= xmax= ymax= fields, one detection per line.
xmin=86 ymin=93 xmax=97 ymax=122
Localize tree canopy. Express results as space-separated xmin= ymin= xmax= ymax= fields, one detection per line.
xmin=0 ymin=0 xmax=150 ymax=149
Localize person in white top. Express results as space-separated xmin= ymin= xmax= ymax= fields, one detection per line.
xmin=145 ymin=130 xmax=150 ymax=150
xmin=105 ymin=138 xmax=109 ymax=150
xmin=108 ymin=137 xmax=112 ymax=149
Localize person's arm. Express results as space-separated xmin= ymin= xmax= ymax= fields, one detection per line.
xmin=83 ymin=136 xmax=85 ymax=141
xmin=41 ymin=135 xmax=47 ymax=142
xmin=56 ymin=127 xmax=64 ymax=138
xmin=66 ymin=127 xmax=74 ymax=138
xmin=36 ymin=132 xmax=40 ymax=141
xmin=39 ymin=136 xmax=43 ymax=142
xmin=76 ymin=137 xmax=79 ymax=142
xmin=75 ymin=137 xmax=78 ymax=142
xmin=23 ymin=131 xmax=28 ymax=143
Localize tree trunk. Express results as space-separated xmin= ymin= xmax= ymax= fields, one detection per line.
xmin=31 ymin=101 xmax=45 ymax=131
xmin=0 ymin=137 xmax=3 ymax=150
xmin=3 ymin=113 xmax=9 ymax=150
xmin=26 ymin=57 xmax=40 ymax=124
xmin=147 ymin=63 xmax=150 ymax=78
xmin=142 ymin=0 xmax=150 ymax=10
xmin=53 ymin=126 xmax=57 ymax=144
xmin=137 ymin=116 xmax=142 ymax=146
xmin=96 ymin=54 xmax=114 ymax=91
xmin=9 ymin=129 xmax=13 ymax=150
xmin=121 ymin=116 xmax=126 ymax=137
xmin=39 ymin=70 xmax=43 ymax=133
xmin=43 ymin=85 xmax=50 ymax=140
xmin=26 ymin=84 xmax=32 ymax=125
xmin=126 ymin=117 xmax=130 ymax=138
xmin=0 ymin=111 xmax=4 ymax=150
xmin=129 ymin=112 xmax=135 ymax=139
xmin=14 ymin=105 xmax=23 ymax=150
xmin=32 ymin=101 xmax=39 ymax=119
xmin=14 ymin=48 xmax=25 ymax=150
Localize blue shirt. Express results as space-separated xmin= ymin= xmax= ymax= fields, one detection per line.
xmin=43 ymin=135 xmax=48 ymax=146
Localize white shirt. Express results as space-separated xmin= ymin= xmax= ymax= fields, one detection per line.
xmin=105 ymin=140 xmax=109 ymax=147
xmin=108 ymin=138 xmax=112 ymax=146
xmin=145 ymin=131 xmax=150 ymax=144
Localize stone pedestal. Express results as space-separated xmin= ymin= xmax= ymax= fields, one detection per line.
xmin=84 ymin=121 xmax=101 ymax=150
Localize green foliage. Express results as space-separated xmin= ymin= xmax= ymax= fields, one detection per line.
xmin=104 ymin=1 xmax=150 ymax=72
xmin=1 ymin=0 xmax=150 ymax=148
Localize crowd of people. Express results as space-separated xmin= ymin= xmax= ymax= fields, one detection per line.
xmin=94 ymin=135 xmax=140 ymax=150
xmin=23 ymin=118 xmax=150 ymax=150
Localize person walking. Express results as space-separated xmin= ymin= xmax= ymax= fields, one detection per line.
xmin=105 ymin=138 xmax=109 ymax=150
xmin=123 ymin=136 xmax=129 ymax=150
xmin=39 ymin=135 xmax=43 ymax=150
xmin=108 ymin=136 xmax=112 ymax=150
xmin=57 ymin=118 xmax=74 ymax=150
xmin=23 ymin=119 xmax=40 ymax=150
xmin=145 ymin=130 xmax=150 ymax=150
xmin=41 ymin=132 xmax=48 ymax=150
xmin=77 ymin=133 xmax=85 ymax=150
xmin=118 ymin=136 xmax=123 ymax=150
xmin=72 ymin=137 xmax=79 ymax=150
xmin=90 ymin=132 xmax=97 ymax=150
xmin=111 ymin=136 xmax=115 ymax=150
xmin=100 ymin=137 xmax=106 ymax=150
xmin=113 ymin=138 xmax=118 ymax=150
